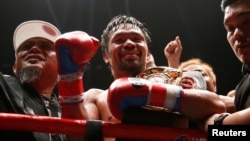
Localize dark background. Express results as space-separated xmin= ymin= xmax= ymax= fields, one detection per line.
xmin=0 ymin=0 xmax=242 ymax=95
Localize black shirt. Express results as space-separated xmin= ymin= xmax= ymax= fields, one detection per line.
xmin=235 ymin=65 xmax=250 ymax=111
xmin=0 ymin=72 xmax=66 ymax=141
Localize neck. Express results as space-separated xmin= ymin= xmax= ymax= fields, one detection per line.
xmin=113 ymin=71 xmax=137 ymax=80
xmin=32 ymin=75 xmax=57 ymax=99
xmin=32 ymin=83 xmax=55 ymax=99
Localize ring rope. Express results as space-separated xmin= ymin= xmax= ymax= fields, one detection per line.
xmin=0 ymin=112 xmax=207 ymax=140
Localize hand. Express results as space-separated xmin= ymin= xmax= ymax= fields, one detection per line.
xmin=55 ymin=31 xmax=100 ymax=104
xmin=55 ymin=31 xmax=100 ymax=76
xmin=164 ymin=36 xmax=182 ymax=68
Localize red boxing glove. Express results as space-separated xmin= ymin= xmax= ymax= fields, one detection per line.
xmin=55 ymin=31 xmax=100 ymax=104
xmin=108 ymin=77 xmax=184 ymax=120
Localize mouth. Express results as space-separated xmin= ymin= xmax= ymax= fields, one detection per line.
xmin=121 ymin=53 xmax=140 ymax=61
xmin=235 ymin=40 xmax=250 ymax=49
xmin=236 ymin=44 xmax=250 ymax=49
xmin=121 ymin=50 xmax=140 ymax=56
xmin=123 ymin=53 xmax=137 ymax=57
xmin=234 ymin=44 xmax=250 ymax=58
xmin=25 ymin=55 xmax=45 ymax=62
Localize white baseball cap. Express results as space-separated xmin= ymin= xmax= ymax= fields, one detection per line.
xmin=13 ymin=20 xmax=61 ymax=52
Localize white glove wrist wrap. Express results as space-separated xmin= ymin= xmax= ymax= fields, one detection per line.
xmin=58 ymin=72 xmax=83 ymax=82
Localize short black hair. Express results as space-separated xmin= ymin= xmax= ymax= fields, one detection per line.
xmin=221 ymin=0 xmax=239 ymax=12
xmin=101 ymin=14 xmax=152 ymax=53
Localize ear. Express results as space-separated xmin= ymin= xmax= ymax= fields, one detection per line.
xmin=12 ymin=63 xmax=17 ymax=75
xmin=102 ymin=52 xmax=109 ymax=64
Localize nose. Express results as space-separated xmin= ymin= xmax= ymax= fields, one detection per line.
xmin=28 ymin=45 xmax=42 ymax=53
xmin=123 ymin=39 xmax=136 ymax=49
xmin=233 ymin=28 xmax=246 ymax=41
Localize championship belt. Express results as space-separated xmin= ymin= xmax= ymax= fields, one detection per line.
xmin=136 ymin=66 xmax=181 ymax=113
xmin=137 ymin=66 xmax=205 ymax=89
xmin=136 ymin=66 xmax=183 ymax=85
xmin=136 ymin=66 xmax=205 ymax=112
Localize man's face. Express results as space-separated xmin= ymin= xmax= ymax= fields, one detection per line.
xmin=103 ymin=24 xmax=148 ymax=78
xmin=13 ymin=37 xmax=58 ymax=84
xmin=224 ymin=0 xmax=250 ymax=66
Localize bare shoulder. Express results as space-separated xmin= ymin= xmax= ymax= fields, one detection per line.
xmin=227 ymin=89 xmax=235 ymax=98
xmin=85 ymin=88 xmax=104 ymax=94
xmin=84 ymin=88 xmax=106 ymax=102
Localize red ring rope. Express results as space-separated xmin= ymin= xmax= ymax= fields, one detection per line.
xmin=0 ymin=112 xmax=207 ymax=140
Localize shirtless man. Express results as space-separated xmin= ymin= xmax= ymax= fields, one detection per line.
xmin=55 ymin=14 xmax=226 ymax=140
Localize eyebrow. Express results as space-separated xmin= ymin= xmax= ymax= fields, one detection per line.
xmin=113 ymin=30 xmax=143 ymax=37
xmin=224 ymin=11 xmax=250 ymax=25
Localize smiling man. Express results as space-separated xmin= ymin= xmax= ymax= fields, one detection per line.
xmin=0 ymin=20 xmax=66 ymax=141
xmin=55 ymin=14 xmax=226 ymax=141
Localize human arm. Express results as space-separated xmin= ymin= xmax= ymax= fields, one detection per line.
xmin=107 ymin=77 xmax=226 ymax=122
xmin=55 ymin=31 xmax=100 ymax=141
xmin=55 ymin=31 xmax=99 ymax=118
xmin=164 ymin=36 xmax=182 ymax=68
xmin=83 ymin=88 xmax=105 ymax=120
xmin=227 ymin=89 xmax=235 ymax=97
xmin=218 ymin=95 xmax=236 ymax=113
xmin=175 ymin=88 xmax=226 ymax=121
xmin=198 ymin=107 xmax=250 ymax=133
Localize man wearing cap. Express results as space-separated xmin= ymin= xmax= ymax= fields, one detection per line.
xmin=0 ymin=20 xmax=66 ymax=141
